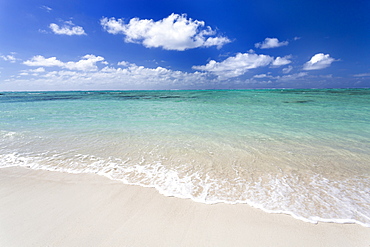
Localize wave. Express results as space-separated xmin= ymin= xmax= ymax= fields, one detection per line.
xmin=1 ymin=152 xmax=369 ymax=228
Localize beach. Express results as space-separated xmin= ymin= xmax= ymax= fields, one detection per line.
xmin=1 ymin=0 xmax=370 ymax=243
xmin=1 ymin=167 xmax=369 ymax=247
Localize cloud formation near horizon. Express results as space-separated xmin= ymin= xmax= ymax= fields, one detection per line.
xmin=100 ymin=13 xmax=230 ymax=51
xmin=193 ymin=53 xmax=291 ymax=79
xmin=13 ymin=56 xmax=209 ymax=90
xmin=4 ymin=51 xmax=341 ymax=91
xmin=23 ymin=55 xmax=104 ymax=71
xmin=303 ymin=53 xmax=336 ymax=70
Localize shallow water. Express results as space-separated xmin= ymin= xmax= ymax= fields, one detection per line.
xmin=1 ymin=89 xmax=369 ymax=226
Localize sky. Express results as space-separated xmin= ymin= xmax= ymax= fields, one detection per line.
xmin=0 ymin=0 xmax=369 ymax=91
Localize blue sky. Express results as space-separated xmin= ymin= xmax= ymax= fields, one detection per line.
xmin=0 ymin=0 xmax=369 ymax=91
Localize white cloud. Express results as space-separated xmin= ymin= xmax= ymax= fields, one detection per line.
xmin=23 ymin=55 xmax=105 ymax=71
xmin=202 ymin=36 xmax=231 ymax=48
xmin=277 ymin=72 xmax=308 ymax=82
xmin=19 ymin=67 xmax=46 ymax=76
xmin=253 ymin=74 xmax=274 ymax=79
xmin=17 ymin=54 xmax=210 ymax=89
xmin=271 ymin=55 xmax=292 ymax=67
xmin=1 ymin=55 xmax=17 ymax=63
xmin=353 ymin=73 xmax=370 ymax=77
xmin=100 ymin=13 xmax=230 ymax=51
xmin=101 ymin=18 xmax=126 ymax=34
xmin=117 ymin=61 xmax=135 ymax=67
xmin=192 ymin=52 xmax=274 ymax=79
xmin=282 ymin=65 xmax=293 ymax=74
xmin=49 ymin=21 xmax=86 ymax=36
xmin=303 ymin=53 xmax=336 ymax=70
xmin=40 ymin=5 xmax=52 ymax=12
xmin=29 ymin=67 xmax=45 ymax=73
xmin=16 ymin=62 xmax=209 ymax=90
xmin=9 ymin=51 xmax=342 ymax=91
xmin=38 ymin=29 xmax=48 ymax=34
xmin=255 ymin=38 xmax=289 ymax=49
xmin=64 ymin=55 xmax=104 ymax=71
xmin=23 ymin=55 xmax=64 ymax=67
xmin=320 ymin=74 xmax=333 ymax=79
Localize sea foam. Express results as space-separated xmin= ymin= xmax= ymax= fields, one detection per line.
xmin=1 ymin=150 xmax=369 ymax=228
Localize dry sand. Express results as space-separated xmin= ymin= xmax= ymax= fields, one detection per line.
xmin=0 ymin=167 xmax=369 ymax=247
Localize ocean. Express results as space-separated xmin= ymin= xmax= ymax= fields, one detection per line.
xmin=1 ymin=89 xmax=369 ymax=227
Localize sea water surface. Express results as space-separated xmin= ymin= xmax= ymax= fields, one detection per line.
xmin=1 ymin=89 xmax=369 ymax=226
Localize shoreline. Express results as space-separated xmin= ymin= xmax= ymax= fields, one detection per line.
xmin=0 ymin=166 xmax=369 ymax=247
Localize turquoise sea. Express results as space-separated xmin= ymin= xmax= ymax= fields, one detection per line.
xmin=1 ymin=89 xmax=369 ymax=226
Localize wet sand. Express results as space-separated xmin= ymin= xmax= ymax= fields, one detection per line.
xmin=0 ymin=167 xmax=369 ymax=247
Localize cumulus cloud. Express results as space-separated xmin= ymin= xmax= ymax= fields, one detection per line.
xmin=64 ymin=55 xmax=105 ymax=71
xmin=23 ymin=56 xmax=64 ymax=67
xmin=23 ymin=55 xmax=105 ymax=71
xmin=100 ymin=13 xmax=230 ymax=50
xmin=271 ymin=55 xmax=292 ymax=67
xmin=49 ymin=21 xmax=86 ymax=36
xmin=192 ymin=52 xmax=274 ymax=79
xmin=303 ymin=53 xmax=336 ymax=70
xmin=255 ymin=38 xmax=289 ymax=49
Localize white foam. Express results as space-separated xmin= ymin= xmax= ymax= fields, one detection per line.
xmin=1 ymin=152 xmax=369 ymax=228
xmin=0 ymin=130 xmax=21 ymax=139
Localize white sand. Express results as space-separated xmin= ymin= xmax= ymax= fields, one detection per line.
xmin=0 ymin=167 xmax=369 ymax=247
